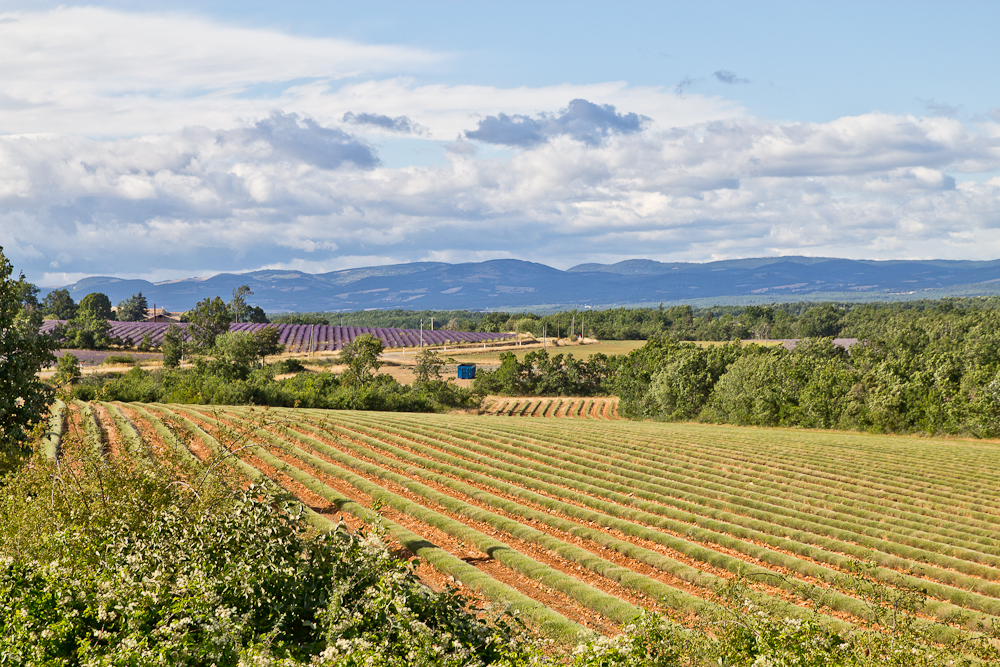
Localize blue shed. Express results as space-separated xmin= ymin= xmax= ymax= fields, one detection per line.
xmin=457 ymin=363 xmax=476 ymax=379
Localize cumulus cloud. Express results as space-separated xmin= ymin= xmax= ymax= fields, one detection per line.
xmin=465 ymin=99 xmax=648 ymax=147
xmin=226 ymin=112 xmax=380 ymax=169
xmin=3 ymin=108 xmax=1000 ymax=283
xmin=714 ymin=70 xmax=750 ymax=84
xmin=342 ymin=111 xmax=424 ymax=135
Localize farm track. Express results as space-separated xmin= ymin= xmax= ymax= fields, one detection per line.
xmin=485 ymin=397 xmax=620 ymax=419
xmin=51 ymin=404 xmax=1000 ymax=646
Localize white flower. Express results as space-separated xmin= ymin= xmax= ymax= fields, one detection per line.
xmin=14 ymin=397 xmax=24 ymax=407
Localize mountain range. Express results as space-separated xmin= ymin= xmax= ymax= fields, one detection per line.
xmin=43 ymin=257 xmax=1000 ymax=313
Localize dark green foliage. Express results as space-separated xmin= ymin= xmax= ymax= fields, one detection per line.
xmin=414 ymin=348 xmax=446 ymax=384
xmin=161 ymin=323 xmax=184 ymax=368
xmin=41 ymin=288 xmax=77 ymax=320
xmin=116 ymin=291 xmax=149 ymax=322
xmin=57 ymin=309 xmax=115 ymax=349
xmin=473 ymin=350 xmax=613 ymax=397
xmin=0 ymin=249 xmax=56 ymax=470
xmin=188 ymin=295 xmax=231 ymax=349
xmin=339 ymin=333 xmax=384 ymax=386
xmin=270 ymin=313 xmax=330 ymax=325
xmin=78 ymin=292 xmax=114 ymax=320
xmin=69 ymin=363 xmax=481 ymax=412
xmin=246 ymin=305 xmax=269 ymax=323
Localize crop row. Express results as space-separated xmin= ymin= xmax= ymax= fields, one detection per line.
xmin=40 ymin=321 xmax=510 ymax=352
xmin=485 ymin=397 xmax=619 ymax=419
xmin=305 ymin=410 xmax=1000 ymax=635
xmin=59 ymin=403 xmax=1000 ymax=646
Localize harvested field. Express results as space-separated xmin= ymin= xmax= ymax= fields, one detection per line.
xmin=46 ymin=405 xmax=1000 ymax=645
xmin=484 ymin=397 xmax=620 ymax=419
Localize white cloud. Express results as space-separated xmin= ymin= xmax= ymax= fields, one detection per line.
xmin=2 ymin=7 xmax=1000 ymax=283
xmin=4 ymin=105 xmax=1000 ymax=282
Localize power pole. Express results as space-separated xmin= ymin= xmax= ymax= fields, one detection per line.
xmin=420 ymin=319 xmax=423 ymax=351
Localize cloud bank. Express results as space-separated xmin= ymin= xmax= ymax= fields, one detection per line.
xmin=1 ymin=6 xmax=999 ymax=287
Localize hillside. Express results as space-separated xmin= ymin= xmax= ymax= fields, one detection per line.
xmin=43 ymin=256 xmax=1000 ymax=313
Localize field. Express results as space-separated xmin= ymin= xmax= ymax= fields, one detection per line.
xmin=445 ymin=339 xmax=648 ymax=363
xmin=484 ymin=396 xmax=620 ymax=419
xmin=48 ymin=401 xmax=1000 ymax=645
xmin=39 ymin=321 xmax=511 ymax=353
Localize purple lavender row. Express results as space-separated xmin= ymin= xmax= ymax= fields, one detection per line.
xmin=39 ymin=321 xmax=510 ymax=350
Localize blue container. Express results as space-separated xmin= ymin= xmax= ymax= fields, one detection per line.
xmin=457 ymin=363 xmax=476 ymax=379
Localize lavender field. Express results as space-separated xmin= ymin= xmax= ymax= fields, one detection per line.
xmin=40 ymin=321 xmax=511 ymax=353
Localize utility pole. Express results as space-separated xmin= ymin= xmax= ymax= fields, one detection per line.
xmin=420 ymin=319 xmax=423 ymax=351
xmin=430 ymin=317 xmax=434 ymax=331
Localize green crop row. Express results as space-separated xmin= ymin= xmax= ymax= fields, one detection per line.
xmin=182 ymin=407 xmax=648 ymax=632
xmin=231 ymin=407 xmax=865 ymax=633
xmin=337 ymin=413 xmax=1000 ymax=602
xmin=99 ymin=402 xmax=147 ymax=462
xmin=440 ymin=415 xmax=1000 ymax=525
xmin=73 ymin=399 xmax=105 ymax=458
xmin=300 ymin=410 xmax=999 ymax=639
xmin=41 ymin=399 xmax=65 ymax=461
xmin=395 ymin=414 xmax=1000 ymax=548
xmin=129 ymin=405 xmax=597 ymax=643
xmin=387 ymin=416 xmax=1000 ymax=581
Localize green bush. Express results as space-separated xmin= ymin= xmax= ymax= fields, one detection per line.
xmin=0 ymin=440 xmax=525 ymax=666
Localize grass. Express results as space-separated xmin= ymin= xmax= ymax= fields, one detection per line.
xmin=444 ymin=339 xmax=648 ymax=363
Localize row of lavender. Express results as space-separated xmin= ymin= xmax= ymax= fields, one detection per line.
xmin=40 ymin=321 xmax=510 ymax=353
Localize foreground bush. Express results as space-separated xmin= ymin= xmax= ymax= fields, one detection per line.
xmin=0 ymin=442 xmax=520 ymax=666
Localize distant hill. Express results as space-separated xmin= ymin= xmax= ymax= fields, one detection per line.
xmin=42 ymin=256 xmax=1000 ymax=313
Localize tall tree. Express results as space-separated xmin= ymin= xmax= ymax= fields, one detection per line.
xmin=78 ymin=292 xmax=114 ymax=320
xmin=0 ymin=247 xmax=57 ymax=471
xmin=229 ymin=285 xmax=253 ymax=323
xmin=339 ymin=334 xmax=384 ymax=386
xmin=161 ymin=324 xmax=184 ymax=368
xmin=117 ymin=292 xmax=149 ymax=322
xmin=41 ymin=288 xmax=77 ymax=320
xmin=188 ymin=296 xmax=231 ymax=349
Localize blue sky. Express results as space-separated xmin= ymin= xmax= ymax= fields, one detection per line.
xmin=1 ymin=1 xmax=998 ymax=285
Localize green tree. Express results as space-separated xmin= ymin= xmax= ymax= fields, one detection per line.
xmin=63 ymin=310 xmax=113 ymax=349
xmin=54 ymin=353 xmax=82 ymax=386
xmin=116 ymin=292 xmax=149 ymax=322
xmin=251 ymin=326 xmax=283 ymax=365
xmin=41 ymin=288 xmax=77 ymax=320
xmin=78 ymin=292 xmax=114 ymax=320
xmin=188 ymin=296 xmax=231 ymax=349
xmin=246 ymin=306 xmax=269 ymax=324
xmin=798 ymin=303 xmax=843 ymax=338
xmin=0 ymin=248 xmax=57 ymax=470
xmin=413 ymin=349 xmax=445 ymax=384
xmin=208 ymin=332 xmax=259 ymax=380
xmin=229 ymin=285 xmax=253 ymax=323
xmin=339 ymin=334 xmax=384 ymax=386
xmin=161 ymin=324 xmax=184 ymax=368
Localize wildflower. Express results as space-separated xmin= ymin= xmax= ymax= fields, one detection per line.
xmin=14 ymin=397 xmax=24 ymax=407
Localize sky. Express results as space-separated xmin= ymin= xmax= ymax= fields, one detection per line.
xmin=0 ymin=0 xmax=998 ymax=286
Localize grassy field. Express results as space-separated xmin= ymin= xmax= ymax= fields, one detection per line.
xmin=443 ymin=339 xmax=648 ymax=363
xmin=48 ymin=401 xmax=1000 ymax=647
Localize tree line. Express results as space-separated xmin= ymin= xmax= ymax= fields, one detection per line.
xmin=473 ymin=300 xmax=1000 ymax=437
